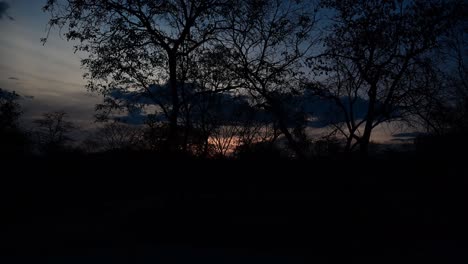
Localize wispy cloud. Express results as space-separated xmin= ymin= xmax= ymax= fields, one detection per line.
xmin=0 ymin=1 xmax=13 ymax=20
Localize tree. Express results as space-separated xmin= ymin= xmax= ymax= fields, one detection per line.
xmin=34 ymin=111 xmax=76 ymax=153
xmin=441 ymin=23 xmax=468 ymax=134
xmin=418 ymin=20 xmax=468 ymax=135
xmin=0 ymin=89 xmax=30 ymax=156
xmin=176 ymin=44 xmax=245 ymax=153
xmin=306 ymin=0 xmax=464 ymax=155
xmin=91 ymin=121 xmax=143 ymax=152
xmin=43 ymin=0 xmax=233 ymax=152
xmin=209 ymin=124 xmax=241 ymax=158
xmin=0 ymin=89 xmax=21 ymax=131
xmin=218 ymin=0 xmax=318 ymax=159
xmin=412 ymin=18 xmax=468 ymax=156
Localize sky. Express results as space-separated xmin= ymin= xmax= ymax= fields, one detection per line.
xmin=0 ymin=0 xmax=100 ymax=129
xmin=0 ymin=0 xmax=411 ymax=144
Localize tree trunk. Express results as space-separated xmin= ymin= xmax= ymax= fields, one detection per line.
xmin=360 ymin=85 xmax=377 ymax=156
xmin=277 ymin=119 xmax=306 ymax=160
xmin=182 ymin=111 xmax=190 ymax=153
xmin=268 ymin=98 xmax=306 ymax=159
xmin=168 ymin=53 xmax=179 ymax=152
xmin=344 ymin=135 xmax=353 ymax=152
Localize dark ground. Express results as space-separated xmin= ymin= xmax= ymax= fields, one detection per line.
xmin=1 ymin=155 xmax=467 ymax=263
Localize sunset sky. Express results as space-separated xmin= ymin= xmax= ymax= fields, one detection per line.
xmin=0 ymin=0 xmax=411 ymax=143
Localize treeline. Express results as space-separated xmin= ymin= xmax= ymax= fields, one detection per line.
xmin=0 ymin=90 xmax=329 ymax=159
xmin=2 ymin=0 xmax=467 ymax=159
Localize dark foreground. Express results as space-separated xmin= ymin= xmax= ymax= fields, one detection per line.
xmin=1 ymin=155 xmax=467 ymax=263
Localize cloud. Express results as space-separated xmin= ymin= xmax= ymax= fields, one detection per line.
xmin=107 ymin=83 xmax=275 ymax=126
xmin=392 ymin=132 xmax=422 ymax=138
xmin=0 ymin=1 xmax=12 ymax=20
xmin=300 ymin=93 xmax=370 ymax=128
xmin=8 ymin=76 xmax=19 ymax=80
xmin=391 ymin=138 xmax=414 ymax=142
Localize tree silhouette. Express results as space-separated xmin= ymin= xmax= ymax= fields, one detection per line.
xmin=413 ymin=20 xmax=468 ymax=156
xmin=40 ymin=0 xmax=467 ymax=159
xmin=88 ymin=121 xmax=143 ymax=152
xmin=418 ymin=21 xmax=468 ymax=136
xmin=218 ymin=0 xmax=318 ymax=159
xmin=306 ymin=0 xmax=464 ymax=155
xmin=43 ymin=0 xmax=234 ymax=152
xmin=0 ymin=89 xmax=29 ymax=156
xmin=33 ymin=111 xmax=76 ymax=154
xmin=0 ymin=89 xmax=21 ymax=131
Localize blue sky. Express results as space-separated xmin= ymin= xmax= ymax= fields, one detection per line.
xmin=0 ymin=0 xmax=99 ymax=128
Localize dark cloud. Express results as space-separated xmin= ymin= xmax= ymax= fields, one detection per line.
xmin=0 ymin=1 xmax=12 ymax=20
xmin=109 ymin=83 xmax=389 ymax=130
xmin=109 ymin=83 xmax=374 ymax=128
xmin=391 ymin=138 xmax=414 ymax=142
xmin=300 ymin=92 xmax=370 ymax=128
xmin=392 ymin=132 xmax=422 ymax=138
xmin=108 ymin=83 xmax=274 ymax=126
xmin=8 ymin=77 xmax=20 ymax=81
xmin=0 ymin=87 xmax=20 ymax=100
xmin=117 ymin=107 xmax=152 ymax=125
